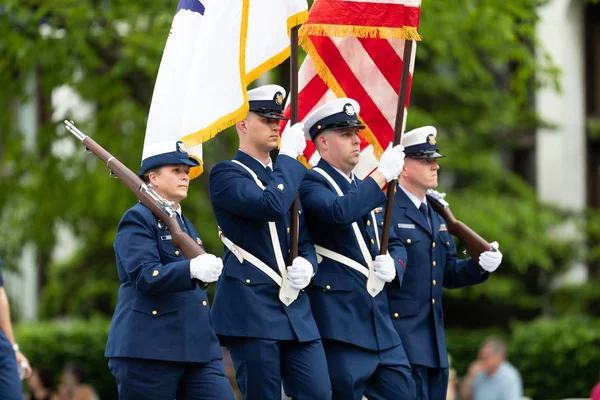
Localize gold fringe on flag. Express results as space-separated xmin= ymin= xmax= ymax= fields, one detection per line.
xmin=287 ymin=9 xmax=309 ymax=33
xmin=298 ymin=155 xmax=312 ymax=169
xmin=299 ymin=24 xmax=422 ymax=41
xmin=187 ymin=155 xmax=204 ymax=177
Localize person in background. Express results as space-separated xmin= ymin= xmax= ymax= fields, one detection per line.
xmin=0 ymin=252 xmax=32 ymax=400
xmin=26 ymin=367 xmax=57 ymax=400
xmin=57 ymin=364 xmax=98 ymax=400
xmin=460 ymin=337 xmax=522 ymax=400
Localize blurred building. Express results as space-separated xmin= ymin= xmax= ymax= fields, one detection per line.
xmin=531 ymin=0 xmax=600 ymax=283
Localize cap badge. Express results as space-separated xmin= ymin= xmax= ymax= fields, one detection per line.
xmin=428 ymin=135 xmax=436 ymax=146
xmin=177 ymin=141 xmax=186 ymax=153
xmin=275 ymin=92 xmax=283 ymax=106
xmin=344 ymin=104 xmax=355 ymax=116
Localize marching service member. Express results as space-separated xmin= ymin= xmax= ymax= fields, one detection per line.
xmin=209 ymin=85 xmax=331 ymax=400
xmin=106 ymin=142 xmax=234 ymax=400
xmin=387 ymin=126 xmax=503 ymax=400
xmin=299 ymin=98 xmax=416 ymax=399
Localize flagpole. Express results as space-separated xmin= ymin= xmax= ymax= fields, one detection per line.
xmin=379 ymin=39 xmax=414 ymax=254
xmin=289 ymin=25 xmax=300 ymax=260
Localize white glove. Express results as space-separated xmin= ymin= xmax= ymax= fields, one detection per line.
xmin=479 ymin=241 xmax=502 ymax=273
xmin=190 ymin=253 xmax=223 ymax=282
xmin=279 ymin=122 xmax=307 ymax=159
xmin=286 ymin=256 xmax=314 ymax=290
xmin=376 ymin=143 xmax=405 ymax=182
xmin=373 ymin=254 xmax=397 ymax=283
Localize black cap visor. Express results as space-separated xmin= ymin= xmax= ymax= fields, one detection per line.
xmin=405 ymin=150 xmax=445 ymax=159
xmin=313 ymin=120 xmax=366 ymax=140
xmin=251 ymin=109 xmax=288 ymax=121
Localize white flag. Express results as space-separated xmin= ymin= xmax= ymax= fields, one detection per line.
xmin=143 ymin=0 xmax=308 ymax=177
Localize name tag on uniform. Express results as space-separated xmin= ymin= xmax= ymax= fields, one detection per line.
xmin=160 ymin=235 xmax=172 ymax=240
xmin=398 ymin=223 xmax=415 ymax=229
xmin=439 ymin=224 xmax=448 ymax=232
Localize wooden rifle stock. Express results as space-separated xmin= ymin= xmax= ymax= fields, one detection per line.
xmin=426 ymin=193 xmax=492 ymax=265
xmin=64 ymin=120 xmax=209 ymax=290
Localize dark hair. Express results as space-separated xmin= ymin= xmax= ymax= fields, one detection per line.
xmin=36 ymin=367 xmax=55 ymax=389
xmin=63 ymin=363 xmax=85 ymax=383
xmin=141 ymin=167 xmax=161 ymax=183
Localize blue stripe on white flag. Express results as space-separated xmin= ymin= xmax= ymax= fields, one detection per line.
xmin=177 ymin=0 xmax=205 ymax=15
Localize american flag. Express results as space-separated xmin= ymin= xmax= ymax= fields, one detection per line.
xmin=281 ymin=0 xmax=421 ymax=179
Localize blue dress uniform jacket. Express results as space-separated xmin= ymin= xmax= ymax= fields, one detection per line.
xmin=298 ymin=159 xmax=407 ymax=351
xmin=209 ymin=150 xmax=320 ymax=343
xmin=387 ymin=187 xmax=489 ymax=369
xmin=105 ymin=203 xmax=222 ymax=363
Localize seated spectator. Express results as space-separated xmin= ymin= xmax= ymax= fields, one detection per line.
xmin=57 ymin=364 xmax=98 ymax=400
xmin=446 ymin=353 xmax=459 ymax=400
xmin=459 ymin=336 xmax=523 ymax=400
xmin=26 ymin=368 xmax=57 ymax=400
xmin=447 ymin=368 xmax=459 ymax=400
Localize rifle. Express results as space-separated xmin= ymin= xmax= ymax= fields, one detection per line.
xmin=426 ymin=189 xmax=494 ymax=264
xmin=64 ymin=120 xmax=210 ymax=290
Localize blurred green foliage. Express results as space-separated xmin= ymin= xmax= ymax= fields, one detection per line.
xmin=511 ymin=316 xmax=600 ymax=399
xmin=15 ymin=317 xmax=115 ymax=399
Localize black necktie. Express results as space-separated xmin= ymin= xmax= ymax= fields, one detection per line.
xmin=350 ymin=179 xmax=357 ymax=188
xmin=266 ymin=166 xmax=273 ymax=177
xmin=419 ymin=203 xmax=431 ymax=231
xmin=177 ymin=213 xmax=188 ymax=233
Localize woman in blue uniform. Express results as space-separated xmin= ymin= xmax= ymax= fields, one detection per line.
xmin=105 ymin=141 xmax=235 ymax=400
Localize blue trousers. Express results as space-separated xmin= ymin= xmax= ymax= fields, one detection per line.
xmin=411 ymin=364 xmax=449 ymax=400
xmin=322 ymin=339 xmax=415 ymax=400
xmin=0 ymin=333 xmax=23 ymax=400
xmin=108 ymin=357 xmax=235 ymax=400
xmin=225 ymin=337 xmax=332 ymax=400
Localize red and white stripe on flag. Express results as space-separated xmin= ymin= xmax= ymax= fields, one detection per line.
xmin=281 ymin=0 xmax=421 ymax=179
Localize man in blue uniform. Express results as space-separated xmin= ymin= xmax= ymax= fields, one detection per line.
xmin=298 ymin=98 xmax=415 ymax=399
xmin=0 ymin=253 xmax=32 ymax=400
xmin=209 ymin=84 xmax=331 ymax=399
xmin=387 ymin=126 xmax=503 ymax=400
xmin=105 ymin=142 xmax=234 ymax=400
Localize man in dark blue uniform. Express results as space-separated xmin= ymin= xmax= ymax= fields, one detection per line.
xmin=105 ymin=142 xmax=234 ymax=400
xmin=209 ymin=84 xmax=331 ymax=399
xmin=0 ymin=253 xmax=32 ymax=400
xmin=387 ymin=126 xmax=503 ymax=400
xmin=298 ymin=98 xmax=416 ymax=399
